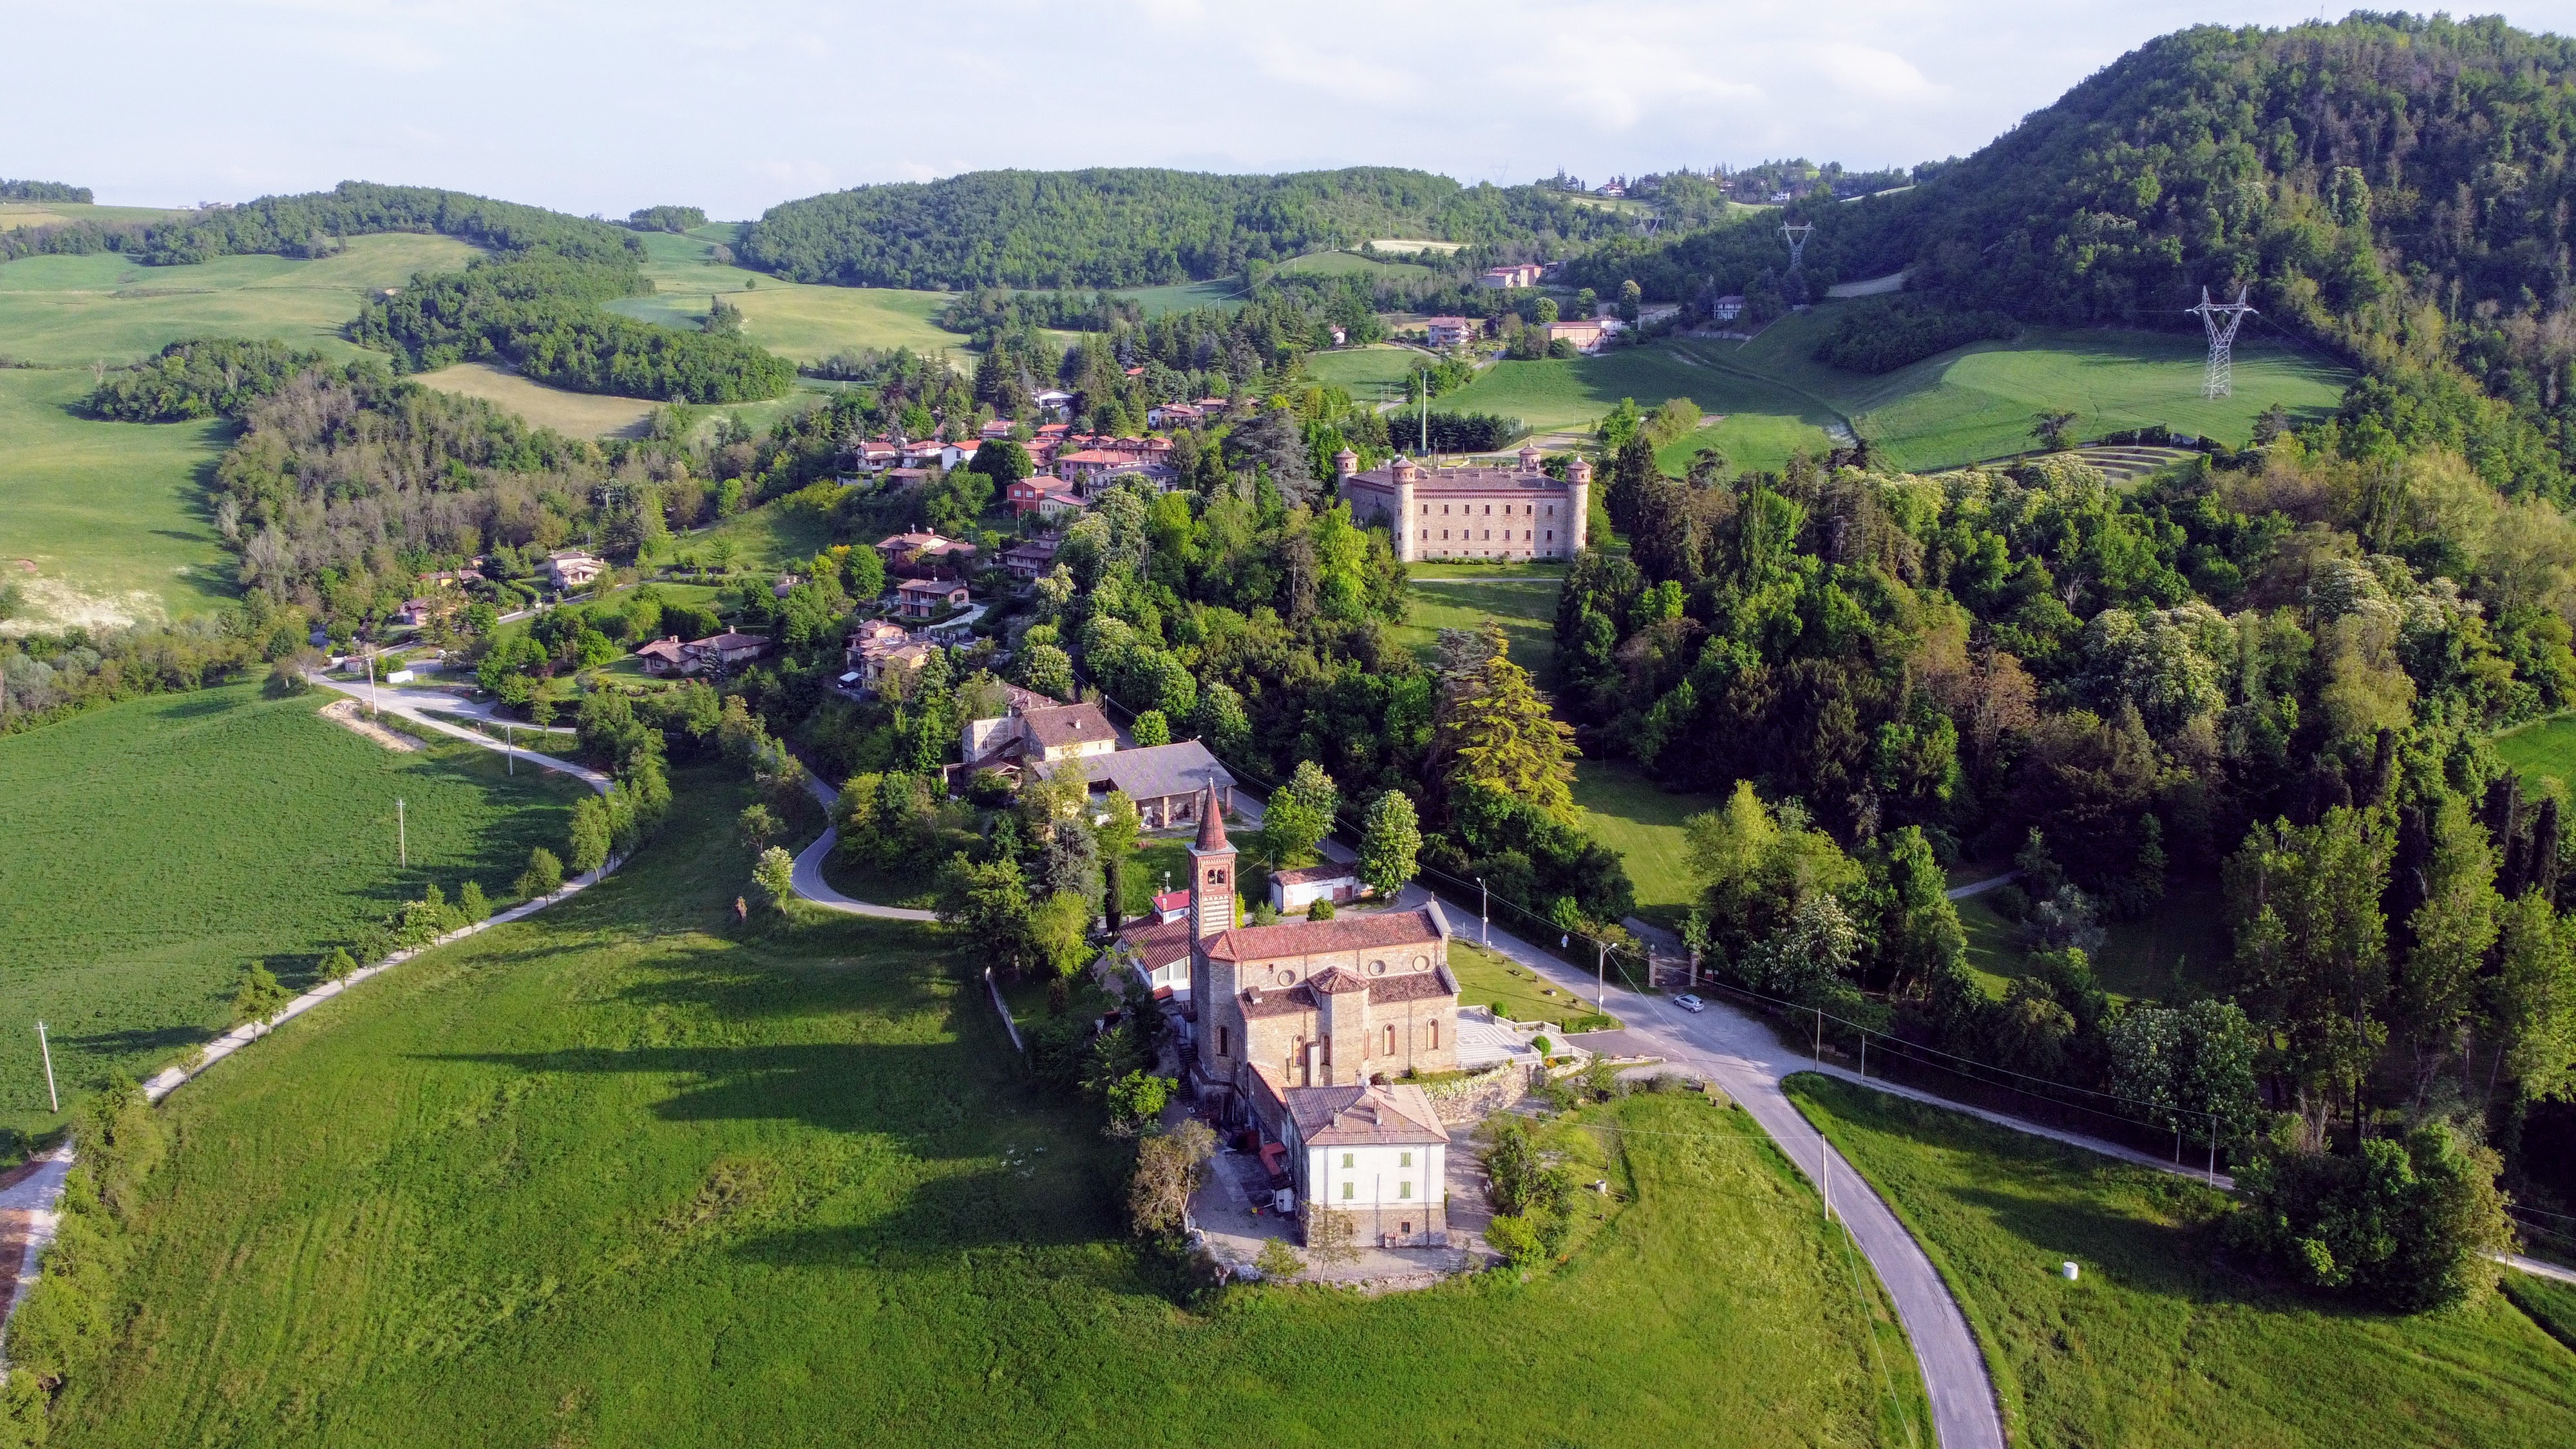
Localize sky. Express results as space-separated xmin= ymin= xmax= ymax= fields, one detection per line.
xmin=15 ymin=1 xmax=2576 ymax=220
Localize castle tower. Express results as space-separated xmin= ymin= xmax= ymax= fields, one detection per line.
xmin=1188 ymin=781 xmax=1236 ymax=942
xmin=1564 ymin=455 xmax=1593 ymax=554
xmin=1390 ymin=455 xmax=1420 ymax=564
xmin=1517 ymin=442 xmax=1543 ymax=474
xmin=1333 ymin=446 xmax=1359 ymax=480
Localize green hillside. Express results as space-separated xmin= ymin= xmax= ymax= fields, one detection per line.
xmin=0 ymin=366 xmax=236 ymax=624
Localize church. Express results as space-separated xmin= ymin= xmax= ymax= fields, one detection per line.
xmin=1173 ymin=789 xmax=1461 ymax=1247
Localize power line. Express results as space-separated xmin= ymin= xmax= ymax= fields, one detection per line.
xmin=2187 ymin=287 xmax=2257 ymax=399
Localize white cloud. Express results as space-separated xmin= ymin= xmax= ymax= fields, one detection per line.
xmin=14 ymin=0 xmax=2576 ymax=216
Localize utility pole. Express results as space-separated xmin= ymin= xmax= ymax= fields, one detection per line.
xmin=397 ymin=797 xmax=406 ymax=867
xmin=365 ymin=649 xmax=379 ymax=717
xmin=1814 ymin=1006 xmax=1823 ymax=1070
xmin=1596 ymin=940 xmax=1607 ymax=1012
xmin=2188 ymin=285 xmax=2257 ymax=398
xmin=36 ymin=1021 xmax=59 ymax=1113
xmin=1477 ymin=877 xmax=1490 ymax=947
xmin=504 ymin=721 xmax=514 ymax=775
xmin=1419 ymin=371 xmax=1428 ymax=458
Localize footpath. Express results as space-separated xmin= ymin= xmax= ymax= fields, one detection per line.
xmin=1 ymin=685 xmax=620 ymax=1351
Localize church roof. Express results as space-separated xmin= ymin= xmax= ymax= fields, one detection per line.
xmin=1200 ymin=904 xmax=1446 ymax=963
xmin=1195 ymin=781 xmax=1230 ymax=851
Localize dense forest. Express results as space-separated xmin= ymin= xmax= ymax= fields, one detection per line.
xmin=740 ymin=167 xmax=1637 ymax=289
xmin=0 ymin=178 xmax=90 ymax=203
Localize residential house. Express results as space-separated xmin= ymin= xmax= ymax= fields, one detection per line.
xmin=1338 ymin=446 xmax=1593 ymax=562
xmin=1709 ymin=294 xmax=1745 ymax=323
xmin=1009 ymin=476 xmax=1086 ymax=518
xmin=960 ymin=698 xmax=1118 ymax=770
xmin=681 ymin=632 xmax=767 ymax=676
xmin=893 ymin=577 xmax=971 ymax=620
xmin=1173 ymin=795 xmax=1459 ymax=1248
xmin=1054 ymin=448 xmax=1132 ymax=484
xmin=883 ymin=466 xmax=934 ymax=489
xmin=1034 ymin=388 xmax=1075 ymax=418
xmin=844 ymin=620 xmax=930 ymax=691
xmin=635 ymin=636 xmax=688 ymax=676
xmin=902 ymin=438 xmax=976 ymax=471
xmin=1546 ymin=317 xmax=1609 ymax=354
xmin=1424 ymin=317 xmax=1477 ymax=348
xmin=394 ymin=598 xmax=434 ymax=628
xmin=850 ymin=439 xmax=900 ymax=472
xmin=545 ymin=550 xmax=605 ymax=590
xmin=1076 ymin=742 xmax=1235 ymax=828
xmin=422 ymin=569 xmax=484 ymax=589
xmin=1269 ymin=863 xmax=1364 ymax=914
xmin=875 ymin=531 xmax=978 ymax=577
xmin=1001 ymin=536 xmax=1061 ymax=579
xmin=980 ymin=418 xmax=1018 ymax=440
xmin=1479 ymin=263 xmax=1544 ymax=289
xmin=1104 ymin=915 xmax=1196 ymax=1006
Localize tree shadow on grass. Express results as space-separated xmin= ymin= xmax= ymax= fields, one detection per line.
xmin=57 ymin=1022 xmax=215 ymax=1056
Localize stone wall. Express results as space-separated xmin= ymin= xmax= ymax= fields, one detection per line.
xmin=1419 ymin=1063 xmax=1531 ymax=1124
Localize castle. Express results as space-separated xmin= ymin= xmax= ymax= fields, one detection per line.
xmin=1177 ymin=789 xmax=1459 ymax=1247
xmin=1334 ymin=444 xmax=1591 ymax=564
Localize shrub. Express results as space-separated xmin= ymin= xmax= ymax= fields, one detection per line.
xmin=516 ymin=845 xmax=565 ymax=897
xmin=262 ymin=661 xmax=311 ymax=697
xmin=1484 ymin=1212 xmax=1548 ymax=1267
xmin=2228 ymin=1121 xmax=2512 ymax=1312
xmin=1306 ymin=898 xmax=1336 ymax=921
xmin=457 ymin=880 xmax=489 ymax=920
xmin=321 ymin=947 xmax=357 ymax=983
xmin=1254 ymin=1235 xmax=1305 ymax=1280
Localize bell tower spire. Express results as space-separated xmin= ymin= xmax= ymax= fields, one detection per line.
xmin=1187 ymin=778 xmax=1236 ymax=942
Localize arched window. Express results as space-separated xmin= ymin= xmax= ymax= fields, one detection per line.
xmin=1383 ymin=1023 xmax=1396 ymax=1055
xmin=1428 ymin=1020 xmax=1441 ymax=1050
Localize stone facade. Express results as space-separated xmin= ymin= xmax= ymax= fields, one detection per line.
xmin=1336 ymin=446 xmax=1591 ymax=564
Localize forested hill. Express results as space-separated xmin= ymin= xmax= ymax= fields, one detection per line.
xmin=741 ymin=167 xmax=1632 ymax=288
xmin=0 ymin=180 xmax=643 ymax=266
xmin=1580 ymin=14 xmax=2576 ymax=498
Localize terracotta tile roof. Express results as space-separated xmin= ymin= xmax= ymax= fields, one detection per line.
xmin=1368 ymin=965 xmax=1461 ymax=1006
xmin=1117 ymin=916 xmax=1191 ymax=974
xmin=1020 ymin=703 xmax=1115 ymax=750
xmin=1200 ymin=905 xmax=1445 ymax=963
xmin=1307 ymin=964 xmax=1370 ymax=995
xmin=1289 ymin=1084 xmax=1448 ymax=1146
xmin=634 ymin=638 xmax=684 ymax=662
xmin=1240 ymin=984 xmax=1318 ymax=1019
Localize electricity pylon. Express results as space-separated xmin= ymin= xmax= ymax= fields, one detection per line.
xmin=2188 ymin=286 xmax=2257 ymax=399
xmin=1781 ymin=222 xmax=1813 ymax=270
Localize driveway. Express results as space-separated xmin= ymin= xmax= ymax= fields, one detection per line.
xmin=1399 ymin=884 xmax=2009 ymax=1449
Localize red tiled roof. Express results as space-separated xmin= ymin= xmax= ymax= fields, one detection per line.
xmin=1200 ymin=906 xmax=1443 ymax=962
xmin=1117 ymin=916 xmax=1191 ymax=974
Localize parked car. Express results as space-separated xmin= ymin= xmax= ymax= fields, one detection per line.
xmin=1674 ymin=993 xmax=1707 ymax=1013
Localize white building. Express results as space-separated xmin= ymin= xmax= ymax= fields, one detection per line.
xmin=1280 ymin=1083 xmax=1449 ymax=1245
xmin=1269 ymin=863 xmax=1363 ymax=914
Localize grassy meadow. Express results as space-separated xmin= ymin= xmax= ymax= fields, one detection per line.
xmin=412 ymin=360 xmax=663 ymax=437
xmin=0 ymin=201 xmax=193 ymax=232
xmin=1390 ymin=569 xmax=1562 ymax=677
xmin=607 ymin=228 xmax=960 ymax=362
xmin=1953 ymin=880 xmax=2229 ymax=1005
xmin=0 ymin=232 xmax=478 ymax=365
xmin=1107 ymin=278 xmax=1246 ymax=315
xmin=0 ymin=683 xmax=587 ymax=1141
xmin=1786 ymin=1074 xmax=2576 ymax=1449
xmin=2492 ymin=715 xmax=2576 ymax=793
xmin=0 ymin=366 xmax=235 ymax=627
xmin=1305 ymin=343 xmax=1428 ymax=403
xmin=45 ymin=774 xmax=1930 ymax=1449
xmin=1569 ymin=762 xmax=1714 ymax=927
xmin=1277 ymin=250 xmax=1437 ymax=282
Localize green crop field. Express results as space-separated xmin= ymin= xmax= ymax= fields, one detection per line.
xmin=608 ymin=229 xmax=960 ymax=362
xmin=43 ymin=775 xmax=1929 ymax=1449
xmin=1786 ymin=1074 xmax=2576 ymax=1449
xmin=1276 ymin=250 xmax=1435 ymax=282
xmin=0 ymin=366 xmax=235 ymax=627
xmin=1390 ymin=572 xmax=1561 ymax=678
xmin=0 ymin=201 xmax=194 ymax=232
xmin=0 ymin=683 xmax=587 ymax=1141
xmin=1108 ymin=278 xmax=1245 ymax=315
xmin=1437 ymin=346 xmax=1841 ymax=471
xmin=0 ymin=232 xmax=480 ymax=365
xmin=1571 ymin=762 xmax=1714 ymax=927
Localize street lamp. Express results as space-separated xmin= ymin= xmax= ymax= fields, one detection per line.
xmin=1477 ymin=876 xmax=1489 ymax=947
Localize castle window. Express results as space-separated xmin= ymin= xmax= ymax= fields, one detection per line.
xmin=1545 ymin=530 xmax=1554 ymax=543
xmin=1483 ymin=504 xmax=1492 ymax=515
xmin=1548 ymin=505 xmax=1556 ymax=516
xmin=1383 ymin=1024 xmax=1395 ymax=1055
xmin=1217 ymin=1026 xmax=1229 ymax=1057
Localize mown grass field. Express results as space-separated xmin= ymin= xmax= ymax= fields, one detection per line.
xmin=608 ymin=229 xmax=959 ymax=362
xmin=1570 ymin=762 xmax=1714 ymax=927
xmin=1390 ymin=571 xmax=1562 ymax=677
xmin=0 ymin=365 xmax=234 ymax=627
xmin=0 ymin=683 xmax=587 ymax=1142
xmin=1786 ymin=1074 xmax=2576 ymax=1449
xmin=1277 ymin=250 xmax=1435 ymax=282
xmin=0 ymin=201 xmax=193 ymax=232
xmin=2492 ymin=715 xmax=2576 ymax=793
xmin=1107 ymin=278 xmax=1245 ymax=315
xmin=412 ymin=360 xmax=663 ymax=437
xmin=46 ymin=774 xmax=1929 ymax=1449
xmin=0 ymin=232 xmax=478 ymax=365
xmin=1439 ymin=345 xmax=1841 ymax=472
xmin=1449 ymin=941 xmax=1621 ymax=1028
xmin=1709 ymin=308 xmax=2354 ymax=472
xmin=1305 ymin=343 xmax=1426 ymax=402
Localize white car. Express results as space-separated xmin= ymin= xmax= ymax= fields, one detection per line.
xmin=1674 ymin=993 xmax=1707 ymax=1013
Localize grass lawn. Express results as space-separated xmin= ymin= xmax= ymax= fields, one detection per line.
xmin=0 ymin=366 xmax=236 ymax=628
xmin=817 ymin=849 xmax=944 ymax=911
xmin=0 ymin=201 xmax=194 ymax=232
xmin=0 ymin=683 xmax=587 ymax=1142
xmin=2492 ymin=715 xmax=2576 ymax=794
xmin=2503 ymin=1269 xmax=2576 ymax=1353
xmin=1107 ymin=278 xmax=1245 ymax=316
xmin=1570 ymin=761 xmax=1714 ymax=927
xmin=1448 ymin=940 xmax=1621 ymax=1028
xmin=1276 ymin=250 xmax=1435 ymax=282
xmin=1304 ymin=344 xmax=1428 ymax=403
xmin=1390 ymin=572 xmax=1562 ymax=679
xmin=46 ymin=775 xmax=1927 ymax=1448
xmin=1439 ymin=344 xmax=1844 ymax=457
xmin=1952 ymin=882 xmax=2229 ymax=1005
xmin=1785 ymin=1074 xmax=2576 ymax=1449
xmin=682 ymin=497 xmax=838 ymax=574
xmin=0 ymin=232 xmax=478 ymax=365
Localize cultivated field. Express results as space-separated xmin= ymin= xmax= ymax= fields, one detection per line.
xmin=44 ymin=776 xmax=1931 ymax=1449
xmin=1437 ymin=346 xmax=1841 ymax=471
xmin=0 ymin=201 xmax=193 ymax=231
xmin=1786 ymin=1075 xmax=2576 ymax=1449
xmin=607 ymin=228 xmax=959 ymax=361
xmin=0 ymin=366 xmax=234 ymax=628
xmin=0 ymin=684 xmax=587 ymax=1141
xmin=412 ymin=360 xmax=663 ymax=437
xmin=0 ymin=232 xmax=478 ymax=365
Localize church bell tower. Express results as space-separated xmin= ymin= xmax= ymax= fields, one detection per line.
xmin=1188 ymin=781 xmax=1236 ymax=941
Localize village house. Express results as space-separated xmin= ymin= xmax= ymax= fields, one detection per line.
xmin=635 ymin=636 xmax=689 ymax=676
xmin=1034 ymin=388 xmax=1075 ymax=418
xmin=1424 ymin=317 xmax=1477 ymax=349
xmin=422 ymin=568 xmax=484 ymax=589
xmin=1009 ymin=475 xmax=1086 ymax=518
xmin=1077 ymin=742 xmax=1235 ymax=829
xmin=395 ymin=597 xmax=435 ymax=628
xmin=849 ymin=439 xmax=900 ymax=472
xmin=1546 ymin=317 xmax=1609 ymax=354
xmin=1709 ymin=294 xmax=1746 ymax=323
xmin=1479 ymin=262 xmax=1544 ymax=289
xmin=902 ymin=438 xmax=976 ymax=471
xmin=1337 ymin=445 xmax=1591 ymax=563
xmin=681 ymin=631 xmax=767 ymax=676
xmin=1001 ymin=536 xmax=1061 ymax=579
xmin=960 ymin=697 xmax=1118 ymax=770
xmin=1054 ymin=448 xmax=1133 ymax=484
xmin=875 ymin=531 xmax=978 ymax=577
xmin=893 ymin=576 xmax=972 ymax=620
xmin=843 ymin=620 xmax=933 ymax=692
xmin=1148 ymin=401 xmax=1204 ymax=428
xmin=980 ymin=418 xmax=1018 ymax=440
xmin=1269 ymin=862 xmax=1365 ymax=914
xmin=545 ymin=550 xmax=605 ymax=590
xmin=1168 ymin=795 xmax=1458 ymax=1247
